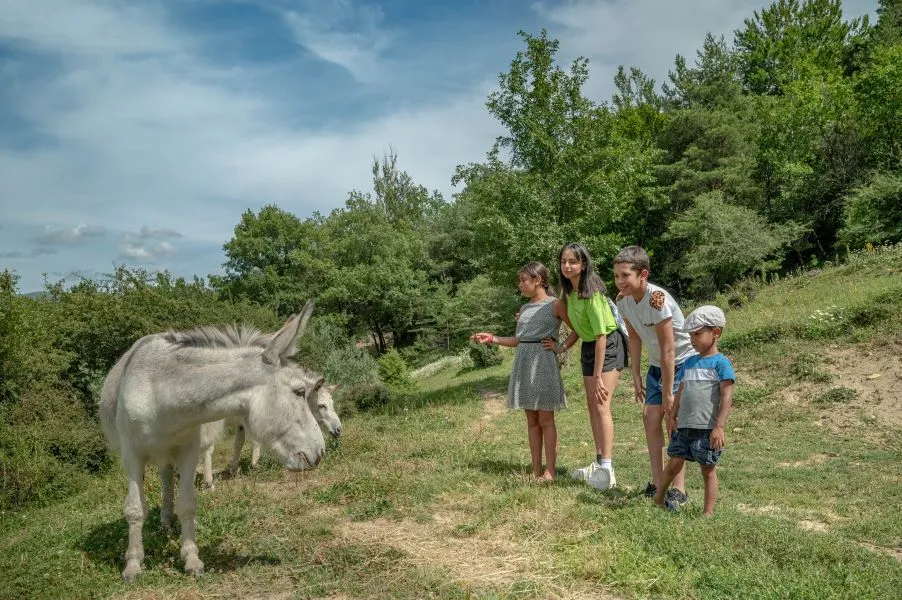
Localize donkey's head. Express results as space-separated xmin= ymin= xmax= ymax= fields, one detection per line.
xmin=307 ymin=377 xmax=342 ymax=438
xmin=245 ymin=301 xmax=326 ymax=471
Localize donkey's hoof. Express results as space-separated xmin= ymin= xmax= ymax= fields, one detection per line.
xmin=122 ymin=562 xmax=142 ymax=583
xmin=184 ymin=556 xmax=204 ymax=578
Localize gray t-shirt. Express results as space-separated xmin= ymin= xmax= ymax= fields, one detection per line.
xmin=677 ymin=353 xmax=736 ymax=429
xmin=616 ymin=283 xmax=696 ymax=367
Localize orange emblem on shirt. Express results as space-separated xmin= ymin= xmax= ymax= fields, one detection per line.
xmin=650 ymin=291 xmax=665 ymax=311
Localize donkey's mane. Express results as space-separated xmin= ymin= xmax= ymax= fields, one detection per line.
xmin=162 ymin=324 xmax=270 ymax=349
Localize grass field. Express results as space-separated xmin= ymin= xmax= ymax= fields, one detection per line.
xmin=1 ymin=246 xmax=900 ymax=599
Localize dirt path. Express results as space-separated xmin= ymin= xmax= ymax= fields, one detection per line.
xmin=778 ymin=338 xmax=902 ymax=437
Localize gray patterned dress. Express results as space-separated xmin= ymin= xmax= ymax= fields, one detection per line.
xmin=507 ymin=298 xmax=567 ymax=411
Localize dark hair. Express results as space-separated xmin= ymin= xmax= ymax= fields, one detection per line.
xmin=519 ymin=261 xmax=554 ymax=296
xmin=558 ymin=243 xmax=606 ymax=301
xmin=613 ymin=245 xmax=650 ymax=274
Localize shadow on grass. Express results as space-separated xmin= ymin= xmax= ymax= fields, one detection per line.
xmin=381 ymin=373 xmax=511 ymax=414
xmin=466 ymin=459 xmax=598 ymax=489
xmin=77 ymin=506 xmax=281 ymax=574
xmin=575 ymin=486 xmax=649 ymax=509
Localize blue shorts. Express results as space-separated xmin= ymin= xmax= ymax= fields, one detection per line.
xmin=668 ymin=428 xmax=722 ymax=466
xmin=645 ymin=361 xmax=687 ymax=406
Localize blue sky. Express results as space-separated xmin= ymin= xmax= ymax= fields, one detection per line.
xmin=0 ymin=0 xmax=877 ymax=293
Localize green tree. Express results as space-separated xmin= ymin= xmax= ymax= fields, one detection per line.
xmin=854 ymin=44 xmax=902 ymax=169
xmin=839 ymin=170 xmax=902 ymax=247
xmin=734 ymin=0 xmax=864 ymax=95
xmin=212 ymin=205 xmax=325 ymax=316
xmin=456 ymin=29 xmax=657 ymax=278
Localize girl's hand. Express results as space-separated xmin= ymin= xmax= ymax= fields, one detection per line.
xmin=471 ymin=332 xmax=493 ymax=345
xmin=594 ymin=374 xmax=610 ymax=404
xmin=541 ymin=337 xmax=559 ymax=352
xmin=632 ymin=377 xmax=646 ymax=404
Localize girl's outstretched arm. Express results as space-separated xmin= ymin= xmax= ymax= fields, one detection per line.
xmin=471 ymin=332 xmax=518 ymax=348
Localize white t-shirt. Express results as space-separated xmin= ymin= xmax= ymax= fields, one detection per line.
xmin=616 ymin=282 xmax=697 ymax=367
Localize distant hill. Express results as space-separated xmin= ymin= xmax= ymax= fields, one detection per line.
xmin=20 ymin=291 xmax=48 ymax=299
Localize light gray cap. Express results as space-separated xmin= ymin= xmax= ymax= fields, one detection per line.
xmin=684 ymin=305 xmax=726 ymax=332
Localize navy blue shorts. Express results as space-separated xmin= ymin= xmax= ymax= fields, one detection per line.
xmin=645 ymin=361 xmax=687 ymax=406
xmin=667 ymin=428 xmax=721 ymax=466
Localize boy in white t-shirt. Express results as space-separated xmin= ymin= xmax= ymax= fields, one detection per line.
xmin=613 ymin=246 xmax=697 ymax=505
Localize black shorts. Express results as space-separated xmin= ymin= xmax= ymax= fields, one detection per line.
xmin=580 ymin=331 xmax=627 ymax=377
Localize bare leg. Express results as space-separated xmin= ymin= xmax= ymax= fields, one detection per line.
xmin=121 ymin=453 xmax=147 ymax=582
xmin=653 ymin=457 xmax=685 ymax=507
xmin=701 ymin=465 xmax=718 ymax=516
xmin=584 ymin=370 xmax=619 ymax=458
xmin=537 ymin=410 xmax=557 ymax=480
xmin=230 ymin=424 xmax=246 ymax=476
xmin=160 ymin=463 xmax=174 ymax=531
xmin=202 ymin=446 xmax=215 ymax=489
xmin=525 ymin=410 xmax=542 ymax=478
xmin=644 ymin=405 xmax=685 ymax=491
xmin=175 ymin=446 xmax=204 ymax=577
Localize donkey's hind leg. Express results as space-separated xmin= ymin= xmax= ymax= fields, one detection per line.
xmin=202 ymin=445 xmax=215 ymax=489
xmin=160 ymin=463 xmax=175 ymax=530
xmin=175 ymin=445 xmax=204 ymax=577
xmin=230 ymin=424 xmax=245 ymax=476
xmin=121 ymin=453 xmax=148 ymax=582
xmin=251 ymin=440 xmax=261 ymax=468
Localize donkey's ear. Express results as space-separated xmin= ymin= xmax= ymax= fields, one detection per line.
xmin=312 ymin=376 xmax=325 ymax=392
xmin=262 ymin=300 xmax=315 ymax=365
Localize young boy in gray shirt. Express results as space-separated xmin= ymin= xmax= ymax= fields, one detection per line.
xmin=654 ymin=305 xmax=735 ymax=516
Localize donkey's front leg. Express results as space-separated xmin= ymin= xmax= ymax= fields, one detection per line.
xmin=122 ymin=458 xmax=147 ymax=582
xmin=175 ymin=447 xmax=204 ymax=577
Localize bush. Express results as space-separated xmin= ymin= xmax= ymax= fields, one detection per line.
xmin=661 ymin=191 xmax=802 ymax=298
xmin=0 ymin=389 xmax=111 ymax=510
xmin=814 ymin=386 xmax=856 ymax=405
xmin=469 ymin=341 xmax=503 ymax=368
xmin=377 ymin=348 xmax=414 ymax=390
xmin=323 ymin=345 xmax=380 ymax=386
xmin=336 ymin=383 xmax=393 ymax=413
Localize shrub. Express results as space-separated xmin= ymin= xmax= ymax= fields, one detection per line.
xmin=661 ymin=191 xmax=802 ymax=298
xmin=336 ymin=383 xmax=393 ymax=413
xmin=323 ymin=345 xmax=380 ymax=386
xmin=0 ymin=389 xmax=111 ymax=510
xmin=789 ymin=353 xmax=832 ymax=383
xmin=469 ymin=341 xmax=503 ymax=368
xmin=814 ymin=386 xmax=857 ymax=405
xmin=377 ymin=348 xmax=414 ymax=390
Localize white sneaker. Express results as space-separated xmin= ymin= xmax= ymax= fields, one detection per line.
xmin=587 ymin=466 xmax=616 ymax=491
xmin=570 ymin=461 xmax=600 ymax=482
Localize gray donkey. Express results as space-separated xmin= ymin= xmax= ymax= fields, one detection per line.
xmin=99 ymin=301 xmax=325 ymax=582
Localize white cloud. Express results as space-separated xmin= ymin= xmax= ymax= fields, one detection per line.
xmin=117 ymin=240 xmax=175 ymax=262
xmin=35 ymin=224 xmax=106 ymax=246
xmin=0 ymin=1 xmax=502 ymax=291
xmin=280 ymin=0 xmax=394 ymax=83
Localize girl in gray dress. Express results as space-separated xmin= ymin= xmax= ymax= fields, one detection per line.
xmin=472 ymin=262 xmax=567 ymax=481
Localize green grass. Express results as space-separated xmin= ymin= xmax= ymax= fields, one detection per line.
xmin=2 ymin=248 xmax=902 ymax=599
